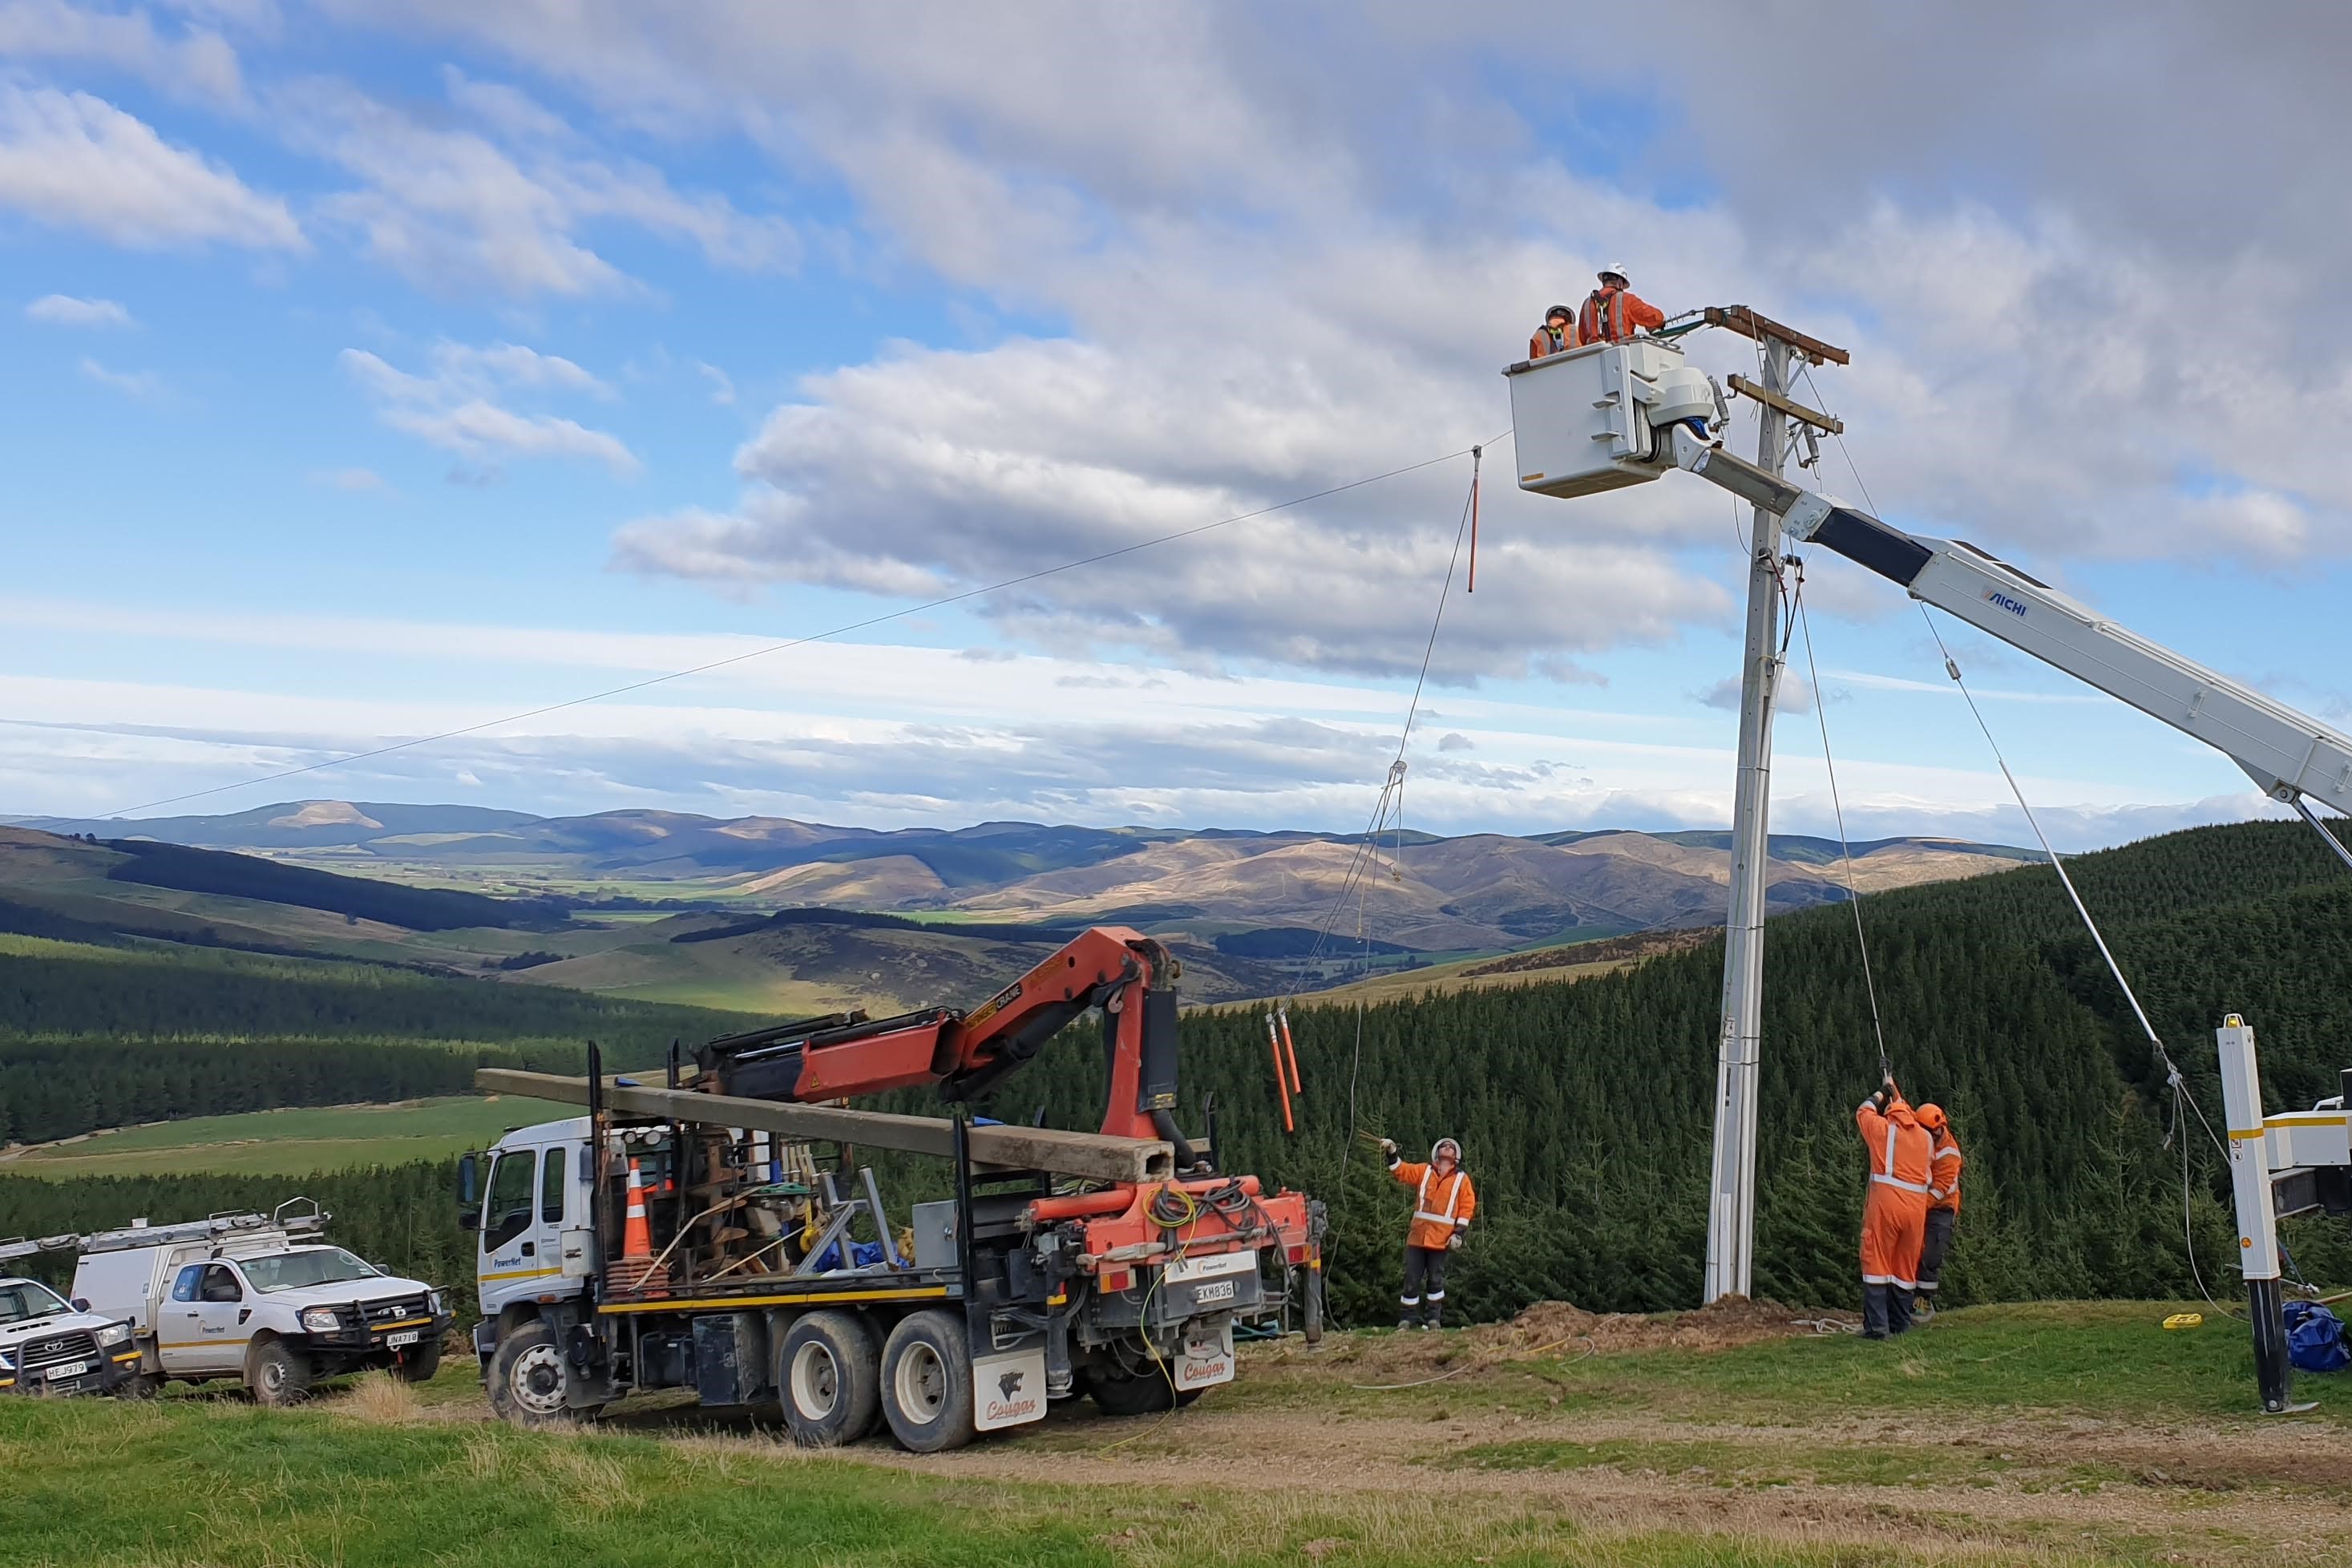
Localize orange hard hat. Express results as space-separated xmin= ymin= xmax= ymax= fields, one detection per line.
xmin=1915 ymin=1103 xmax=1947 ymax=1133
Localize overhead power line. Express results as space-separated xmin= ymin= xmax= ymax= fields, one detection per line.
xmin=99 ymin=442 xmax=1491 ymax=820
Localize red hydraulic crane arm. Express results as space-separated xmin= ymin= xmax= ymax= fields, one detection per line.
xmin=697 ymin=926 xmax=1183 ymax=1143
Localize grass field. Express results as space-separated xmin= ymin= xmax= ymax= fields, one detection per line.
xmin=0 ymin=1096 xmax=573 ymax=1178
xmin=2 ymin=1302 xmax=2344 ymax=1566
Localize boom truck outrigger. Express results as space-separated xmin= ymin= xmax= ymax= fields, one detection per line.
xmin=465 ymin=926 xmax=1324 ymax=1449
xmin=1507 ymin=321 xmax=2352 ymax=1412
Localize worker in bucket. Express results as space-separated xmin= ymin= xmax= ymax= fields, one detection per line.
xmin=1856 ymin=1074 xmax=1933 ymax=1340
xmin=1578 ymin=264 xmax=1666 ymax=344
xmin=1913 ymin=1102 xmax=1964 ymax=1319
xmin=1378 ymin=1135 xmax=1477 ymax=1329
xmin=1529 ymin=303 xmax=1578 ymax=360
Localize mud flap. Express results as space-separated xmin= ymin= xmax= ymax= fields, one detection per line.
xmin=1175 ymin=1319 xmax=1235 ymax=1394
xmin=972 ymin=1345 xmax=1047 ymax=1432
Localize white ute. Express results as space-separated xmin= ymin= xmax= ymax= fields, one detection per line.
xmin=67 ymin=1201 xmax=454 ymax=1405
xmin=0 ymin=1265 xmax=140 ymax=1396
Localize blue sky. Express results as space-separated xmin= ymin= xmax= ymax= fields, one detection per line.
xmin=5 ymin=3 xmax=2350 ymax=851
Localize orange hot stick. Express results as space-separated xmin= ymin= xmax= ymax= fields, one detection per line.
xmin=1266 ymin=1013 xmax=1295 ymax=1133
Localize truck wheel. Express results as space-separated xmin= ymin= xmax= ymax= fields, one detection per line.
xmin=878 ymin=1309 xmax=976 ymax=1453
xmin=247 ymin=1340 xmax=313 ymax=1408
xmin=1302 ymin=1264 xmax=1325 ymax=1346
xmin=777 ymin=1311 xmax=881 ymax=1447
xmin=1087 ymin=1364 xmax=1176 ymax=1417
xmin=487 ymin=1321 xmax=573 ymax=1427
xmin=394 ymin=1336 xmax=444 ymax=1384
xmin=117 ymin=1373 xmax=161 ymax=1400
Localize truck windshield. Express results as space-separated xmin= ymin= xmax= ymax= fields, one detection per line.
xmin=240 ymin=1248 xmax=381 ymax=1294
xmin=0 ymin=1281 xmax=73 ymax=1324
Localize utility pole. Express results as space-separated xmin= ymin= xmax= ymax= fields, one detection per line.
xmin=1703 ymin=334 xmax=1792 ymax=1304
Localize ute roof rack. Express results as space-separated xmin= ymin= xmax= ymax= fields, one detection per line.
xmin=75 ymin=1197 xmax=329 ymax=1256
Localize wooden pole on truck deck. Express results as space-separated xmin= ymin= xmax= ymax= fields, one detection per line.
xmin=476 ymin=1068 xmax=1174 ymax=1184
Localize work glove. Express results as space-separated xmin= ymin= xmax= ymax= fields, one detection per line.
xmin=1379 ymin=1138 xmax=1397 ymax=1158
xmin=1447 ymin=1232 xmax=1465 ymax=1251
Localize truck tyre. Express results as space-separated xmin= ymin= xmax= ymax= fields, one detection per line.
xmin=486 ymin=1320 xmax=574 ymax=1427
xmin=247 ymin=1340 xmax=313 ymax=1407
xmin=118 ymin=1372 xmax=161 ymax=1400
xmin=777 ymin=1310 xmax=881 ymax=1448
xmin=878 ymin=1309 xmax=977 ymax=1453
xmin=1087 ymin=1364 xmax=1177 ymax=1417
xmin=1302 ymin=1263 xmax=1324 ymax=1346
xmin=394 ymin=1336 xmax=444 ymax=1384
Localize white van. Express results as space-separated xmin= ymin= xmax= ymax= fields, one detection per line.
xmin=70 ymin=1202 xmax=452 ymax=1405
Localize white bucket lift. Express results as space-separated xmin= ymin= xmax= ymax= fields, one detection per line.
xmin=1502 ymin=338 xmax=1717 ymax=500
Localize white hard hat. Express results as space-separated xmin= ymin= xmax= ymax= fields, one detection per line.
xmin=1433 ymin=1138 xmax=1462 ymax=1162
xmin=1599 ymin=264 xmax=1629 ymax=283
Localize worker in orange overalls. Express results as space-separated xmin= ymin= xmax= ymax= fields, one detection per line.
xmin=1913 ymin=1102 xmax=1964 ymax=1320
xmin=1529 ymin=304 xmax=1578 ymax=360
xmin=1378 ymin=1135 xmax=1476 ymax=1329
xmin=1578 ymin=265 xmax=1667 ymax=344
xmin=1856 ymin=1075 xmax=1934 ymax=1340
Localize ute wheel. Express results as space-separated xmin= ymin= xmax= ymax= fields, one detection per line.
xmin=777 ymin=1311 xmax=881 ymax=1448
xmin=394 ymin=1336 xmax=444 ymax=1384
xmin=878 ymin=1309 xmax=976 ymax=1453
xmin=487 ymin=1321 xmax=576 ymax=1428
xmin=247 ymin=1340 xmax=313 ymax=1408
xmin=1087 ymin=1363 xmax=1177 ymax=1417
xmin=117 ymin=1372 xmax=161 ymax=1400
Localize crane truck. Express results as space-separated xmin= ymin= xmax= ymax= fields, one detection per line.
xmin=463 ymin=925 xmax=1324 ymax=1450
xmin=1507 ymin=319 xmax=2352 ymax=1412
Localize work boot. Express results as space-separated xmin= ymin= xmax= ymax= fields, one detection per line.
xmin=1396 ymin=1316 xmax=1416 ymax=1331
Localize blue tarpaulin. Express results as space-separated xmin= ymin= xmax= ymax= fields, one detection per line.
xmin=2283 ymin=1299 xmax=2350 ymax=1373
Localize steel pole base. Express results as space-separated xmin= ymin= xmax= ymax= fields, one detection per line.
xmin=2246 ymin=1277 xmax=2313 ymax=1414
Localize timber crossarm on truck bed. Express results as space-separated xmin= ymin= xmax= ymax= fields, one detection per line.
xmin=473 ymin=1067 xmax=1176 ymax=1184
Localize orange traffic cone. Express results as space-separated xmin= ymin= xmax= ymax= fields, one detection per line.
xmin=622 ymin=1158 xmax=653 ymax=1260
xmin=609 ymin=1158 xmax=665 ymax=1296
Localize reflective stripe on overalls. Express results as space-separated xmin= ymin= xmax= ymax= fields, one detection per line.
xmin=1416 ymin=1167 xmax=1468 ymax=1227
xmin=1870 ymin=1120 xmax=1934 ymax=1194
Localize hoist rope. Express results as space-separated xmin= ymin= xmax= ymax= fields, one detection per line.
xmin=1789 ymin=575 xmax=1893 ymax=1081
xmin=102 ymin=441 xmax=1497 ymax=820
xmin=1293 ymin=443 xmax=1498 ymax=991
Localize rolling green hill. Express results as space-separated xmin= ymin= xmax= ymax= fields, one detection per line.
xmin=8 ymin=814 xmax=2350 ymax=1336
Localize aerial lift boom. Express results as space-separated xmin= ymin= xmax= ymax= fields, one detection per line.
xmin=1509 ymin=329 xmax=2352 ymax=1410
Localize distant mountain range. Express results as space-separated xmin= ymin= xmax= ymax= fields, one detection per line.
xmin=13 ymin=801 xmax=2039 ymax=953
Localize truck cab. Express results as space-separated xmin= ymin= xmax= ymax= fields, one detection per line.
xmin=70 ymin=1203 xmax=454 ymax=1406
xmin=0 ymin=1275 xmax=139 ymax=1396
xmin=468 ymin=1116 xmax=596 ymax=1324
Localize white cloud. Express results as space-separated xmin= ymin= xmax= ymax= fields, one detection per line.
xmin=24 ymin=292 xmax=131 ymax=327
xmin=0 ymin=0 xmax=245 ymax=106
xmin=0 ymin=84 xmax=301 ymax=249
xmin=280 ymin=75 xmax=795 ymax=297
xmin=382 ymin=401 xmax=637 ymax=478
xmin=78 ymin=355 xmax=161 ymax=399
xmin=696 ymin=362 xmax=734 ymax=405
xmin=338 ymin=342 xmax=637 ymax=478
